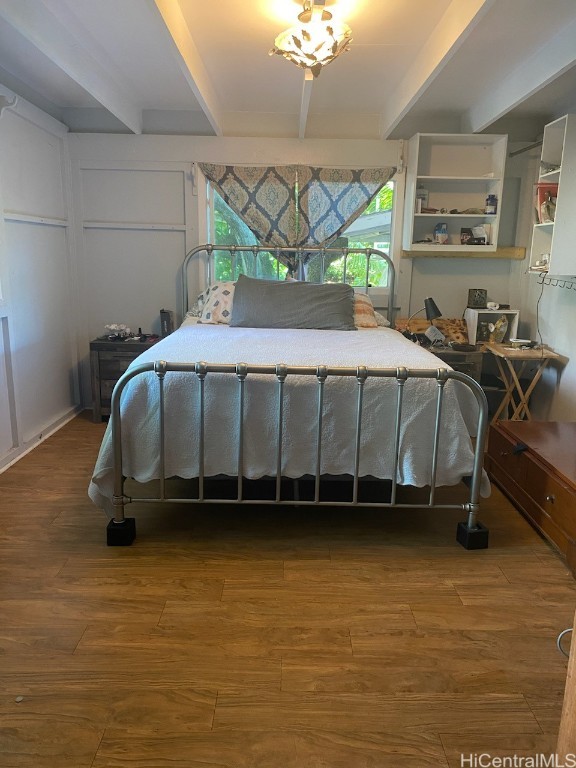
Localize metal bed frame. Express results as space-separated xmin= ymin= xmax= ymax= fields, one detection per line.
xmin=105 ymin=244 xmax=489 ymax=549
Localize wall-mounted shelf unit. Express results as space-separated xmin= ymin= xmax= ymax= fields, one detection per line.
xmin=529 ymin=114 xmax=576 ymax=279
xmin=403 ymin=133 xmax=508 ymax=254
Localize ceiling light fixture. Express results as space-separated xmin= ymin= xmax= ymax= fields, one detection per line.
xmin=269 ymin=0 xmax=352 ymax=78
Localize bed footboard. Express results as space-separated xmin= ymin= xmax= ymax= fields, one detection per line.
xmin=105 ymin=362 xmax=489 ymax=548
xmin=107 ymin=361 xmax=488 ymax=549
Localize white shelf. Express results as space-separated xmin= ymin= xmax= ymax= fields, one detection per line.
xmin=414 ymin=213 xmax=498 ymax=218
xmin=529 ymin=115 xmax=576 ymax=278
xmin=408 ymin=243 xmax=497 ymax=252
xmin=464 ymin=308 xmax=519 ymax=345
xmin=403 ymin=133 xmax=507 ymax=253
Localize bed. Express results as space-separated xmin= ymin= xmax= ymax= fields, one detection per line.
xmin=88 ymin=244 xmax=490 ymax=548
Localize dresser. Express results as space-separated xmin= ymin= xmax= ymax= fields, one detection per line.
xmin=485 ymin=421 xmax=576 ymax=571
xmin=90 ymin=337 xmax=159 ymax=422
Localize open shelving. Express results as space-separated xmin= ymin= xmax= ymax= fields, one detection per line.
xmin=403 ymin=133 xmax=508 ymax=254
xmin=529 ymin=114 xmax=576 ymax=278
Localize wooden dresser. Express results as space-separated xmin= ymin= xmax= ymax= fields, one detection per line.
xmin=485 ymin=421 xmax=576 ymax=570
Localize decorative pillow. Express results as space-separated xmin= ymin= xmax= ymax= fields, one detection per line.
xmin=354 ymin=293 xmax=378 ymax=328
xmin=199 ymin=281 xmax=236 ymax=324
xmin=230 ymin=274 xmax=356 ymax=330
xmin=374 ymin=311 xmax=391 ymax=327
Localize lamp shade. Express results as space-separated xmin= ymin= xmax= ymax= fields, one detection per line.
xmin=270 ymin=5 xmax=352 ymax=77
xmin=424 ymin=297 xmax=442 ymax=321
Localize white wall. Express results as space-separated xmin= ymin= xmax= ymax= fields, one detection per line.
xmin=1 ymin=101 xmax=573 ymax=456
xmin=67 ymin=134 xmax=403 ymax=406
xmin=0 ymin=92 xmax=81 ymax=470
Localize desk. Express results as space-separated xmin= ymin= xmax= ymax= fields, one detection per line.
xmin=485 ymin=343 xmax=559 ymax=423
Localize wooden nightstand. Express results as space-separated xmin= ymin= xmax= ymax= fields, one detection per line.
xmin=90 ymin=337 xmax=159 ymax=422
xmin=428 ymin=345 xmax=484 ymax=383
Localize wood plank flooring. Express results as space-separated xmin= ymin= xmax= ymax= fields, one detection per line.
xmin=0 ymin=411 xmax=574 ymax=767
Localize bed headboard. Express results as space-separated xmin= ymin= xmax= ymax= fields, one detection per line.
xmin=181 ymin=244 xmax=396 ymax=326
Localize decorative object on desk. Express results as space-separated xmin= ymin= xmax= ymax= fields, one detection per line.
xmin=488 ymin=314 xmax=508 ymax=344
xmin=509 ymin=338 xmax=536 ymax=349
xmin=104 ymin=323 xmax=131 ymax=340
xmin=477 ymin=321 xmax=490 ymax=342
xmin=433 ymin=223 xmax=448 ymax=244
xmin=467 ymin=288 xmax=487 ymax=309
xmin=486 ymin=302 xmax=499 ymax=310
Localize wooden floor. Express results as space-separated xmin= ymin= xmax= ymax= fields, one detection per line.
xmin=1 ymin=411 xmax=574 ymax=767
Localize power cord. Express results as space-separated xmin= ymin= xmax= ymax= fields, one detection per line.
xmin=535 ymin=274 xmax=545 ymax=353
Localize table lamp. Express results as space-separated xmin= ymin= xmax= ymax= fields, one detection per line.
xmin=403 ymin=297 xmax=444 ymax=344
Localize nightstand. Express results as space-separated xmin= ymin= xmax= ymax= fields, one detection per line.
xmin=428 ymin=345 xmax=484 ymax=383
xmin=90 ymin=337 xmax=159 ymax=422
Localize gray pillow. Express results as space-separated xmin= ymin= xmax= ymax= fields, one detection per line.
xmin=230 ymin=274 xmax=357 ymax=330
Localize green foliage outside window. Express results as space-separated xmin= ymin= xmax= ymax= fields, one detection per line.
xmin=211 ymin=183 xmax=393 ymax=285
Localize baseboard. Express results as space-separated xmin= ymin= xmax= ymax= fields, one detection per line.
xmin=0 ymin=406 xmax=82 ymax=474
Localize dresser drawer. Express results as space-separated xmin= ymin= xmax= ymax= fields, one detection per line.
xmin=98 ymin=352 xmax=138 ymax=378
xmin=487 ymin=426 xmax=527 ymax=486
xmin=100 ymin=379 xmax=117 ymax=402
xmin=524 ymin=454 xmax=576 ymax=540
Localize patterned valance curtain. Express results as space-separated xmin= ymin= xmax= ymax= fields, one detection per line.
xmin=199 ymin=163 xmax=299 ymax=245
xmin=199 ymin=162 xmax=396 ymax=274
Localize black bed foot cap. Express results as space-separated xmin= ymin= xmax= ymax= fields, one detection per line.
xmin=456 ymin=520 xmax=489 ymax=550
xmin=107 ymin=517 xmax=136 ymax=546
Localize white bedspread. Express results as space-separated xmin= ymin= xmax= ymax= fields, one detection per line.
xmin=88 ymin=324 xmax=489 ymax=513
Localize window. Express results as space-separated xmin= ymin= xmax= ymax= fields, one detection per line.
xmin=208 ymin=186 xmax=288 ymax=281
xmin=206 ymin=180 xmax=394 ymax=285
xmin=327 ymin=182 xmax=394 ymax=287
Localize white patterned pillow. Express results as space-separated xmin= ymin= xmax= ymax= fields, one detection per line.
xmin=199 ymin=282 xmax=236 ymax=324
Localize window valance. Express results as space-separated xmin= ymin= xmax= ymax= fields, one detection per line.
xmin=199 ymin=163 xmax=396 ymax=273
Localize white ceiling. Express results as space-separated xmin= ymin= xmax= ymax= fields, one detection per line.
xmin=0 ymin=0 xmax=575 ymax=141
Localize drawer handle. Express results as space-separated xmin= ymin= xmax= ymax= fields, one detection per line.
xmin=545 ymin=494 xmax=556 ymax=503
